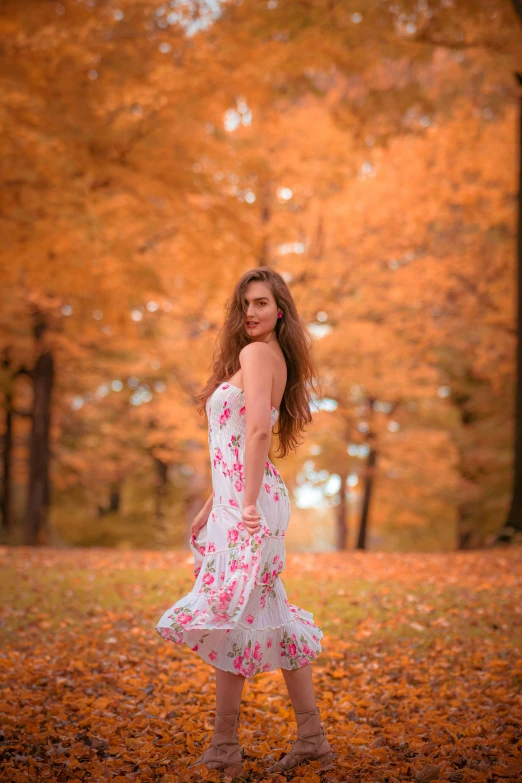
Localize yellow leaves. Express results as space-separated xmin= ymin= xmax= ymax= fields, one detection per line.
xmin=0 ymin=0 xmax=517 ymax=563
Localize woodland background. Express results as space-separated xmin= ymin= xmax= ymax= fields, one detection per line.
xmin=1 ymin=0 xmax=522 ymax=553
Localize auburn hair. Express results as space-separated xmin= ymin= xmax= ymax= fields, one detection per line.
xmin=196 ymin=266 xmax=320 ymax=458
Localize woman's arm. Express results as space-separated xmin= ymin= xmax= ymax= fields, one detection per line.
xmin=191 ymin=491 xmax=214 ymax=537
xmin=201 ymin=491 xmax=214 ymax=517
xmin=239 ymin=342 xmax=273 ymax=508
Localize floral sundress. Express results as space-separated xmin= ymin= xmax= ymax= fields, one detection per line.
xmin=154 ymin=382 xmax=323 ymax=678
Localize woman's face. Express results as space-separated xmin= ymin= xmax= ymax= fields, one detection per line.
xmin=242 ymin=281 xmax=279 ymax=342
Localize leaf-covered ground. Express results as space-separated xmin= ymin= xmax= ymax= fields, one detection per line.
xmin=1 ymin=546 xmax=521 ymax=783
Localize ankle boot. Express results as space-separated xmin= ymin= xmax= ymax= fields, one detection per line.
xmin=267 ymin=705 xmax=336 ymax=774
xmin=187 ymin=708 xmax=243 ymax=777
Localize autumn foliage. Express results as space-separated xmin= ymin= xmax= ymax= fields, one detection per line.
xmin=0 ymin=0 xmax=522 ymax=551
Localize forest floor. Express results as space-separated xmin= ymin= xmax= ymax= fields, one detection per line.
xmin=0 ymin=546 xmax=521 ymax=783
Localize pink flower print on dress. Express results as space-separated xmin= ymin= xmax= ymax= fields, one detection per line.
xmin=234 ymin=480 xmax=243 ymax=492
xmin=219 ymin=402 xmax=231 ymax=428
xmin=229 ymin=498 xmax=239 ymax=508
xmin=176 ymin=612 xmax=192 ymax=626
xmin=287 ymin=642 xmax=297 ymax=657
xmin=192 ymin=644 xmax=199 ymax=651
xmin=267 ymin=637 xmax=273 ymax=648
xmin=243 ymin=646 xmax=251 ymax=661
xmin=218 ymin=588 xmax=234 ymax=609
xmin=246 ymin=614 xmax=254 ymax=624
xmin=209 ymin=650 xmax=218 ymax=661
xmin=239 ymin=405 xmax=246 ymax=415
xmin=227 ymin=528 xmax=239 ymax=544
xmin=222 ymin=384 xmax=230 ymax=389
xmin=202 ymin=573 xmax=214 ymax=585
xmin=253 ymin=641 xmax=262 ymax=661
xmin=207 ymin=542 xmax=216 ymax=553
xmin=215 ymin=448 xmax=223 ymax=462
xmin=232 ymin=654 xmax=243 ymax=671
xmin=274 ymin=492 xmax=280 ymax=502
xmin=264 ymin=483 xmax=271 ymax=493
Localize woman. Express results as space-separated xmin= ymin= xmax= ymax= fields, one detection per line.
xmin=155 ymin=267 xmax=335 ymax=777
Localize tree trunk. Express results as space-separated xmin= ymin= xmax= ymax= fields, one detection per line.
xmin=452 ymin=389 xmax=479 ymax=549
xmin=356 ymin=447 xmax=377 ymax=550
xmin=336 ymin=471 xmax=348 ymax=550
xmin=495 ymin=69 xmax=522 ymax=542
xmin=258 ymin=180 xmax=271 ymax=266
xmin=109 ymin=483 xmax=121 ymax=513
xmin=457 ymin=506 xmax=474 ymax=550
xmin=24 ymin=315 xmax=54 ymax=545
xmin=154 ymin=457 xmax=168 ymax=521
xmin=98 ymin=482 xmax=121 ymax=516
xmin=1 ymin=371 xmax=13 ymax=535
xmin=312 ymin=214 xmax=325 ymax=261
xmin=184 ymin=469 xmax=207 ymax=547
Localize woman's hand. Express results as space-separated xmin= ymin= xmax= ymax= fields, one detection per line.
xmin=242 ymin=503 xmax=261 ymax=536
xmin=190 ymin=510 xmax=209 ymax=541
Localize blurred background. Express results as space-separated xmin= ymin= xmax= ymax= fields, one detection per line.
xmin=1 ymin=0 xmax=521 ymax=553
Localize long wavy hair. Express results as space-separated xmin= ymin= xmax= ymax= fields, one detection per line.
xmin=196 ymin=266 xmax=320 ymax=458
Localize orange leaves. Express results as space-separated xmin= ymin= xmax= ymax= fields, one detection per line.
xmin=413 ymin=763 xmax=444 ymax=782
xmin=1 ymin=544 xmax=521 ymax=781
xmin=492 ymin=758 xmax=522 ymax=778
xmin=171 ymin=682 xmax=192 ymax=694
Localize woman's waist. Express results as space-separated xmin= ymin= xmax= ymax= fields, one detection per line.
xmin=210 ymin=468 xmax=286 ymax=490
xmin=210 ymin=453 xmax=281 ymax=475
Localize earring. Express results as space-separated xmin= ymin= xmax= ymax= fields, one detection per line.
xmin=278 ymin=312 xmax=283 ymax=319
